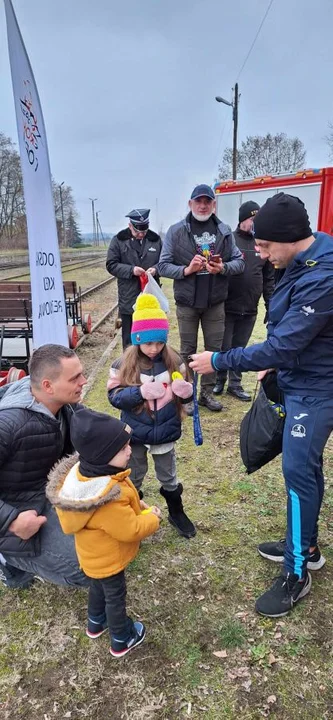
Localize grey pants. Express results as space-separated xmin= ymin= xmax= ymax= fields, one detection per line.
xmin=176 ymin=302 xmax=225 ymax=392
xmin=130 ymin=444 xmax=178 ymax=492
xmin=4 ymin=502 xmax=89 ymax=588
xmin=218 ymin=313 xmax=257 ymax=388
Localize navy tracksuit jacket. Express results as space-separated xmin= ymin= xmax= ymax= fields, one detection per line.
xmin=212 ymin=232 xmax=333 ymax=577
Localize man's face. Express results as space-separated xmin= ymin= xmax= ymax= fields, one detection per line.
xmin=129 ymin=222 xmax=148 ymax=240
xmin=255 ymin=239 xmax=298 ymax=268
xmin=240 ymin=218 xmax=254 ymax=233
xmin=44 ymin=356 xmax=87 ymax=404
xmin=189 ymin=196 xmax=216 ymax=219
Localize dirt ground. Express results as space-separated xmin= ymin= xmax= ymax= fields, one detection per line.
xmin=1 ymin=280 xmax=333 ymax=720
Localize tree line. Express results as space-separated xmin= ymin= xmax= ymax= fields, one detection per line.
xmin=0 ymin=131 xmax=82 ymax=248
xmin=218 ymin=130 xmax=333 ymax=181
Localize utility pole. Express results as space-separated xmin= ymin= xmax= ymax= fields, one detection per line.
xmin=89 ymin=197 xmax=97 ymax=245
xmin=215 ymin=83 xmax=240 ymax=180
xmin=96 ymin=211 xmax=100 ymax=246
xmin=59 ymin=182 xmax=66 ymax=246
xmin=232 ymin=83 xmax=239 ymax=182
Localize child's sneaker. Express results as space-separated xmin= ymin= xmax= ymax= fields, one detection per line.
xmin=86 ymin=615 xmax=108 ymax=639
xmin=110 ymin=621 xmax=146 ymax=658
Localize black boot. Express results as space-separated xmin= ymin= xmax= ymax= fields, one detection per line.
xmin=160 ymin=484 xmax=196 ymax=539
xmin=198 ymin=390 xmax=223 ymax=411
xmin=213 ymin=374 xmax=225 ymax=395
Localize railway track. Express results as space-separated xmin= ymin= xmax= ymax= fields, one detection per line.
xmin=0 ymin=257 xmax=106 ymax=282
xmin=0 ymin=252 xmax=103 ymax=272
xmin=80 ymin=275 xmax=116 ymax=298
xmin=75 ymin=301 xmax=119 ymax=349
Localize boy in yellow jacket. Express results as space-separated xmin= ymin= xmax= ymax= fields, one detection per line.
xmin=46 ymin=407 xmax=161 ymax=658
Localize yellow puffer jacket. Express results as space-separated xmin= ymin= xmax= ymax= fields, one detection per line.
xmin=46 ymin=454 xmax=159 ymax=579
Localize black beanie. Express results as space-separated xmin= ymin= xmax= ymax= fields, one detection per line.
xmin=239 ymin=200 xmax=260 ymax=223
xmin=254 ymin=192 xmax=312 ymax=243
xmin=70 ymin=407 xmax=131 ymax=465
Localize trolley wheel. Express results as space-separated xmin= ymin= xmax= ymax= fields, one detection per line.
xmin=68 ymin=324 xmax=79 ymax=349
xmin=115 ymin=317 xmax=122 ymax=329
xmin=82 ymin=312 xmax=92 ymax=334
xmin=6 ymin=367 xmax=26 ymax=383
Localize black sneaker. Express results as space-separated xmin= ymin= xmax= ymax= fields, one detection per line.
xmin=258 ymin=539 xmax=326 ymax=571
xmin=0 ymin=564 xmax=35 ymax=589
xmin=255 ymin=571 xmax=312 ymax=617
xmin=110 ymin=621 xmax=146 ymax=658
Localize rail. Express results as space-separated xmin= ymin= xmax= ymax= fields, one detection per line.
xmin=75 ymin=301 xmax=119 ymax=349
xmin=0 ymin=257 xmax=106 ymax=283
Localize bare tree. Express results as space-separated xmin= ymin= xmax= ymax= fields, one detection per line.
xmin=218 ymin=133 xmax=306 ymax=181
xmin=0 ymin=132 xmax=25 ymax=244
xmin=0 ymin=130 xmax=80 ymax=248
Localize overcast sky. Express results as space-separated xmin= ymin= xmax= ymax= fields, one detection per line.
xmin=1 ymin=0 xmax=333 ymax=235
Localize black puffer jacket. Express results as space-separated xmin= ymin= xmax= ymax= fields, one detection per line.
xmin=106 ymin=228 xmax=162 ymax=315
xmin=158 ymin=213 xmax=244 ymax=307
xmin=225 ymin=227 xmax=275 ymax=315
xmin=0 ymin=377 xmax=78 ymax=557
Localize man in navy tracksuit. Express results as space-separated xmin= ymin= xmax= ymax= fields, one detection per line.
xmin=189 ymin=192 xmax=333 ymax=617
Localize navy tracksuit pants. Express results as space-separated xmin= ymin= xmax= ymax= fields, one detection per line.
xmin=283 ymin=394 xmax=333 ymax=578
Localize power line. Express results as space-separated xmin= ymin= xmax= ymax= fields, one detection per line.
xmin=212 ymin=0 xmax=275 ymax=179
xmin=236 ymin=0 xmax=275 ymax=82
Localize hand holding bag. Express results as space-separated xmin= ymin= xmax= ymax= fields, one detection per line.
xmin=142 ymin=273 xmax=169 ymax=313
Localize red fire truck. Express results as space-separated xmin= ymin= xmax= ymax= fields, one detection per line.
xmin=214 ymin=167 xmax=333 ymax=235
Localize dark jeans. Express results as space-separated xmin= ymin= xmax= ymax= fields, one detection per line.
xmin=5 ymin=502 xmax=89 ymax=588
xmin=176 ymin=303 xmax=225 ymax=392
xmin=88 ymin=570 xmax=129 ymax=640
xmin=121 ymin=313 xmax=133 ymax=350
xmin=218 ymin=313 xmax=257 ymax=388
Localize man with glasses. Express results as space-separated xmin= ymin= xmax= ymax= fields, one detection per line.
xmin=106 ymin=209 xmax=162 ymax=349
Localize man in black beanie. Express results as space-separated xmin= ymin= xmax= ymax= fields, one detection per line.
xmin=213 ymin=200 xmax=275 ymax=400
xmin=190 ymin=192 xmax=333 ymax=618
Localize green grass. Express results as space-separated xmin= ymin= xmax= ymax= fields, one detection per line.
xmin=1 ymin=280 xmax=333 ymax=719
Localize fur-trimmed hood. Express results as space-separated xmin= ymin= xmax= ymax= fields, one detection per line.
xmin=46 ymin=453 xmax=128 ymax=533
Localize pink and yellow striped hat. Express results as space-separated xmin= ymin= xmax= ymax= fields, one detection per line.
xmin=131 ymin=294 xmax=169 ymax=346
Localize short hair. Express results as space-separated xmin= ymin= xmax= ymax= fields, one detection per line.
xmin=29 ymin=344 xmax=76 ymax=386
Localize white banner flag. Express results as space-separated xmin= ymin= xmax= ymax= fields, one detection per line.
xmin=4 ymin=0 xmax=68 ymax=348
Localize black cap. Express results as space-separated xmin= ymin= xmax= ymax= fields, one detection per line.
xmin=254 ymin=193 xmax=312 ymax=243
xmin=190 ymin=184 xmax=215 ymax=201
xmin=239 ymin=200 xmax=260 ymax=223
xmin=70 ymin=408 xmax=131 ymax=465
xmin=126 ymin=208 xmax=150 ymax=230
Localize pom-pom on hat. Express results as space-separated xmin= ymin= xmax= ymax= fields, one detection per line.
xmin=131 ymin=294 xmax=169 ymax=346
